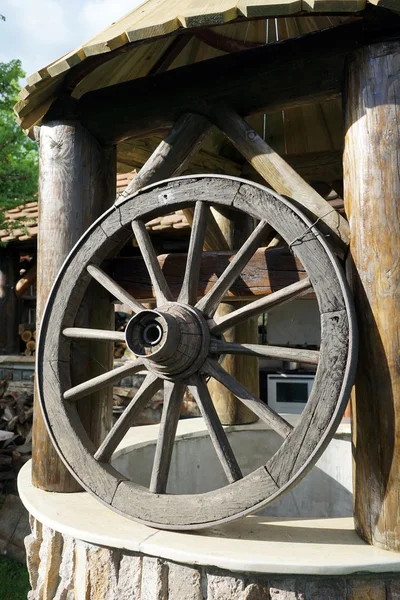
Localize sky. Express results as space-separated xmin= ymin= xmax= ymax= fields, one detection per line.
xmin=0 ymin=0 xmax=144 ymax=82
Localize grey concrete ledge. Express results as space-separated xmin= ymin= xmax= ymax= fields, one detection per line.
xmin=18 ymin=422 xmax=400 ymax=577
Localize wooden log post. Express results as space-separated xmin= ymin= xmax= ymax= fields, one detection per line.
xmin=32 ymin=120 xmax=116 ymax=491
xmin=0 ymin=247 xmax=20 ymax=355
xmin=343 ymin=40 xmax=400 ymax=551
xmin=207 ymin=207 xmax=259 ymax=425
xmin=211 ymin=106 xmax=349 ymax=257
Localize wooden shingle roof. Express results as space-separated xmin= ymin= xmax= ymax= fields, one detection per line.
xmin=15 ymin=0 xmax=397 ymax=134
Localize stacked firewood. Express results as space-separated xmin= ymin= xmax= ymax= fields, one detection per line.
xmin=18 ymin=324 xmax=36 ymax=356
xmin=0 ymin=375 xmax=33 ymax=497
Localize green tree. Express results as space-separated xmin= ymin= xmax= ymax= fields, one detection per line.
xmin=0 ymin=59 xmax=39 ymax=232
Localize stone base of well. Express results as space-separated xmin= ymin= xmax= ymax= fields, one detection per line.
xmin=25 ymin=518 xmax=400 ymax=600
xmin=18 ymin=419 xmax=400 ymax=599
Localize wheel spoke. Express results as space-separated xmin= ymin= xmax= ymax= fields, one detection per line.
xmin=210 ymin=340 xmax=320 ymax=365
xmin=178 ymin=202 xmax=209 ymax=305
xmin=63 ymin=328 xmax=125 ymax=342
xmin=95 ymin=373 xmax=163 ymax=463
xmin=210 ymin=277 xmax=312 ymax=335
xmin=149 ymin=381 xmax=185 ymax=493
xmin=196 ymin=220 xmax=273 ymax=317
xmin=188 ymin=375 xmax=242 ymax=483
xmin=64 ymin=359 xmax=143 ymax=402
xmin=132 ymin=220 xmax=174 ymax=306
xmin=203 ymin=359 xmax=293 ymax=439
xmin=87 ymin=264 xmax=145 ymax=313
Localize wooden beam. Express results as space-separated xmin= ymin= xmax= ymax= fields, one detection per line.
xmin=77 ymin=20 xmax=365 ymax=145
xmin=344 ymin=40 xmax=400 ymax=552
xmin=119 ymin=113 xmax=229 ymax=251
xmin=212 ymin=106 xmax=349 ymax=256
xmin=111 ymin=246 xmax=307 ymax=302
xmin=121 ymin=113 xmax=210 ymax=197
xmin=32 ymin=121 xmax=116 ymax=493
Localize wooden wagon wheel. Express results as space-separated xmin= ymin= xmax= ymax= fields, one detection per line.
xmin=37 ymin=175 xmax=357 ymax=530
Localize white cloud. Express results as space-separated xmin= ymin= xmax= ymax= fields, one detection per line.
xmin=6 ymin=0 xmax=69 ymax=45
xmin=79 ymin=0 xmax=143 ymax=40
xmin=1 ymin=0 xmax=145 ymax=80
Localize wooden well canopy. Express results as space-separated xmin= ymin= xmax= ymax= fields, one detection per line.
xmin=15 ymin=0 xmax=400 ymax=182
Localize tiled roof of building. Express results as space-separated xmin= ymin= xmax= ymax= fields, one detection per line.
xmin=1 ymin=172 xmax=191 ymax=245
xmin=1 ymin=174 xmax=344 ymax=245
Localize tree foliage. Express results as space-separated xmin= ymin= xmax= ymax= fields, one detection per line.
xmin=0 ymin=59 xmax=39 ymax=232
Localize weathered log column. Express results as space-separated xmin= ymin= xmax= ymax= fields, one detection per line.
xmin=0 ymin=247 xmax=20 ymax=355
xmin=344 ymin=41 xmax=400 ymax=551
xmin=32 ymin=120 xmax=116 ymax=491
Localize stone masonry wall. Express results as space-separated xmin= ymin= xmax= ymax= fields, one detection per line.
xmin=26 ymin=517 xmax=400 ymax=600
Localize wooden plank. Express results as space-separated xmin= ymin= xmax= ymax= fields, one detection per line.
xmin=238 ymin=0 xmax=302 ymax=17
xmin=212 ymin=106 xmax=349 ymax=256
xmin=78 ymin=20 xmax=365 ymax=145
xmin=344 ymin=40 xmax=400 ymax=552
xmin=111 ymin=246 xmax=308 ymax=302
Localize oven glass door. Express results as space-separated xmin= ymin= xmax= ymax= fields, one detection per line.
xmin=267 ymin=374 xmax=315 ymax=414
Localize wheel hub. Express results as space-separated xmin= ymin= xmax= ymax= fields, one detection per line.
xmin=125 ymin=303 xmax=210 ymax=379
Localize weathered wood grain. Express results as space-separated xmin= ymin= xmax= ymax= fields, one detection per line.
xmin=149 ymin=381 xmax=185 ymax=494
xmin=112 ymin=246 xmax=308 ymax=302
xmin=64 ymin=359 xmax=144 ymax=403
xmin=95 ymin=373 xmax=162 ymax=463
xmin=79 ymin=20 xmax=364 ymax=144
xmin=178 ymin=202 xmax=209 ymax=306
xmin=32 ymin=120 xmax=116 ymax=492
xmin=212 ymin=107 xmax=349 ymax=257
xmin=205 ymin=203 xmax=260 ymax=425
xmin=196 ymin=220 xmax=273 ymax=317
xmin=87 ymin=264 xmax=145 ymax=313
xmin=132 ymin=220 xmax=174 ymax=306
xmin=344 ymin=40 xmax=400 ymax=552
xmin=188 ymin=375 xmax=242 ymax=483
xmin=62 ymin=328 xmax=125 ymax=342
xmin=204 ymin=359 xmax=293 ymax=439
xmin=210 ymin=277 xmax=312 ymax=334
xmin=210 ymin=340 xmax=320 ymax=365
xmin=37 ymin=176 xmax=356 ymax=528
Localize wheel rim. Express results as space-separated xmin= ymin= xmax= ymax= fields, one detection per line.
xmin=37 ymin=175 xmax=357 ymax=530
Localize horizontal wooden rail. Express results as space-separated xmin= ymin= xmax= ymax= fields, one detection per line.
xmin=110 ymin=246 xmax=309 ymax=302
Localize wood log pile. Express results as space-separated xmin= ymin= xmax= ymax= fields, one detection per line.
xmin=0 ymin=375 xmax=33 ymax=499
xmin=18 ymin=323 xmax=36 ymax=356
